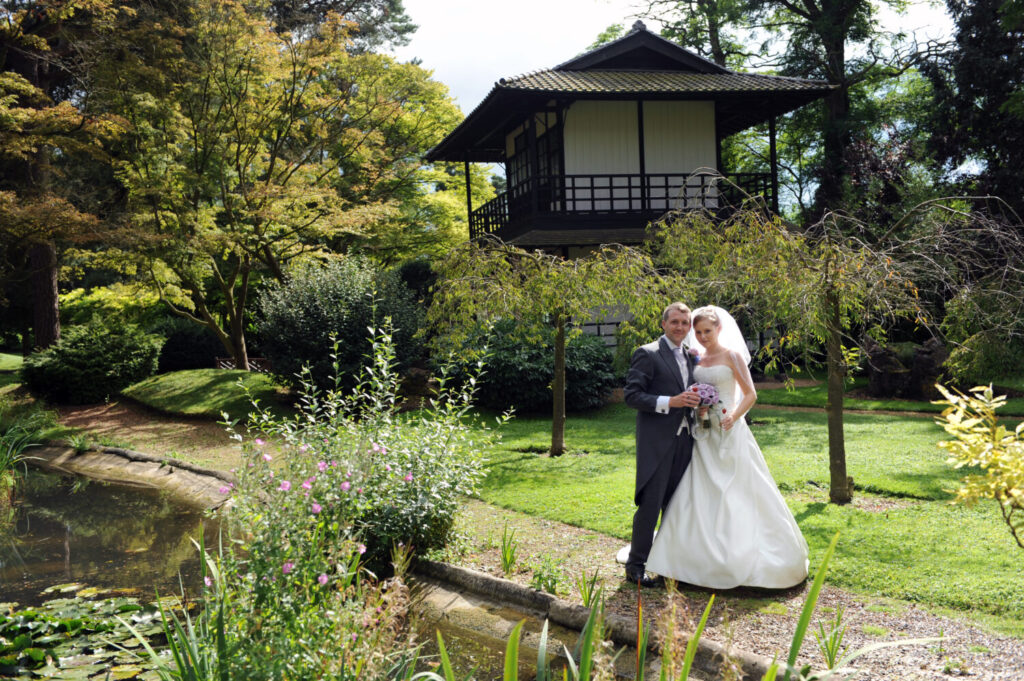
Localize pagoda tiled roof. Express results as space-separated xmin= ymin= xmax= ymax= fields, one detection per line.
xmin=497 ymin=69 xmax=829 ymax=96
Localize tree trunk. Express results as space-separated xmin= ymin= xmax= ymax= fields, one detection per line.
xmin=550 ymin=311 xmax=567 ymax=456
xmin=825 ymin=290 xmax=851 ymax=504
xmin=817 ymin=35 xmax=850 ymax=212
xmin=29 ymin=241 xmax=60 ymax=350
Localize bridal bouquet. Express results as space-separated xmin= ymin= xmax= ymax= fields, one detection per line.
xmin=691 ymin=382 xmax=720 ymax=429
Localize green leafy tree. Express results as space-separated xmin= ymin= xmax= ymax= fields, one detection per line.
xmin=921 ymin=0 xmax=1024 ymax=218
xmin=97 ymin=1 xmax=463 ymax=368
xmin=0 ymin=1 xmax=125 ymax=349
xmin=430 ymin=238 xmax=665 ymax=456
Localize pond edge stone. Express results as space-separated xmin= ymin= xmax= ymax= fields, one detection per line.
xmin=416 ymin=559 xmax=784 ymax=681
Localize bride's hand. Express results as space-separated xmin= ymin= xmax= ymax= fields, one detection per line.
xmin=720 ymin=410 xmax=735 ymax=430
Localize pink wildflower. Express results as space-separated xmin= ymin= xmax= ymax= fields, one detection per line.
xmin=282 ymin=561 xmax=294 ymax=575
xmin=218 ymin=486 xmax=230 ymax=495
xmin=384 ymin=464 xmax=391 ymax=472
xmin=204 ymin=576 xmax=212 ymax=587
xmin=317 ymin=461 xmax=328 ymax=472
xmin=372 ymin=443 xmax=381 ymax=453
xmin=356 ymin=487 xmax=363 ymax=494
xmin=302 ymin=478 xmax=313 ymax=490
xmin=358 ymin=544 xmax=367 ymax=554
xmin=279 ymin=480 xmax=291 ymax=492
xmin=318 ymin=574 xmax=328 ymax=586
xmin=403 ymin=472 xmax=413 ymax=482
xmin=262 ymin=452 xmax=272 ymax=462
xmin=311 ymin=502 xmax=322 ymax=514
xmin=341 ymin=481 xmax=351 ymax=492
xmin=255 ymin=438 xmax=265 ymax=446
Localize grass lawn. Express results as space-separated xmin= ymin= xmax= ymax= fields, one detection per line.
xmin=0 ymin=352 xmax=22 ymax=372
xmin=757 ymin=376 xmax=1024 ymax=415
xmin=478 ymin=403 xmax=1024 ymax=637
xmin=122 ymin=369 xmax=291 ymax=421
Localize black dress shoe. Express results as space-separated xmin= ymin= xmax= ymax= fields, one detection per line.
xmin=624 ymin=566 xmax=664 ymax=588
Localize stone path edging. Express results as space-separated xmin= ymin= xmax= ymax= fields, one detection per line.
xmin=28 ymin=442 xmax=237 ymax=511
xmin=416 ymin=559 xmax=784 ymax=681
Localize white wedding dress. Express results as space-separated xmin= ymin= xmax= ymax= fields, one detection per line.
xmin=644 ymin=363 xmax=809 ymax=589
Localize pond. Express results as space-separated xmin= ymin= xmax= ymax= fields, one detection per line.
xmin=1 ymin=471 xmax=217 ymax=607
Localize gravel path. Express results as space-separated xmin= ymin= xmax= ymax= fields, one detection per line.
xmin=451 ymin=499 xmax=1024 ymax=680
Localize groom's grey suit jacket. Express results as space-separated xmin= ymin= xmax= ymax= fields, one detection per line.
xmin=624 ymin=335 xmax=696 ymax=505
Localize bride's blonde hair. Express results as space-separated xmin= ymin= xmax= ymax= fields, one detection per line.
xmin=692 ymin=306 xmax=722 ymax=328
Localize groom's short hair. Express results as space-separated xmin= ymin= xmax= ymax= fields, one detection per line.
xmin=661 ymin=302 xmax=691 ymax=321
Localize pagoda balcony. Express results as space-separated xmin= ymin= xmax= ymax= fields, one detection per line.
xmin=468 ymin=172 xmax=773 ymax=242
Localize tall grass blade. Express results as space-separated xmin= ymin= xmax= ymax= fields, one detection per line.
xmin=783 ymin=531 xmax=840 ymax=681
xmin=679 ymin=594 xmax=714 ymax=681
xmin=504 ymin=620 xmax=525 ymax=681
xmin=437 ymin=630 xmax=456 ymax=681
xmin=536 ymin=619 xmax=550 ymax=681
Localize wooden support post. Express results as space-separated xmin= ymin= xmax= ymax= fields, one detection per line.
xmin=637 ymin=100 xmax=647 ymax=213
xmin=464 ymin=160 xmax=472 ymax=217
xmin=769 ymin=115 xmax=779 ymax=214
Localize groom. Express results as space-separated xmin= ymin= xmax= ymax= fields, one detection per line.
xmin=623 ymin=302 xmax=700 ymax=587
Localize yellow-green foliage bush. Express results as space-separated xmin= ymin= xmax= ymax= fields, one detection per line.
xmin=936 ymin=384 xmax=1024 ymax=548
xmin=60 ymin=284 xmax=164 ymax=328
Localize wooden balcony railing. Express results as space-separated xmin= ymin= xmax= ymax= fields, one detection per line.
xmin=469 ymin=172 xmax=772 ymax=240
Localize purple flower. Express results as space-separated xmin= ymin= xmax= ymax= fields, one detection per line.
xmin=279 ymin=480 xmax=291 ymax=492
xmin=204 ymin=576 xmax=213 ymax=587
xmin=356 ymin=487 xmax=363 ymax=494
xmin=255 ymin=438 xmax=265 ymax=446
xmin=688 ymin=347 xmax=701 ymax=364
xmin=262 ymin=452 xmax=273 ymax=462
xmin=302 ymin=477 xmax=314 ymax=490
xmin=341 ymin=481 xmax=351 ymax=492
xmin=403 ymin=472 xmax=413 ymax=482
xmin=311 ymin=502 xmax=322 ymax=514
xmin=691 ymin=382 xmax=720 ymax=406
xmin=317 ymin=461 xmax=327 ymax=472
xmin=218 ymin=486 xmax=231 ymax=495
xmin=282 ymin=561 xmax=294 ymax=575
xmin=318 ymin=574 xmax=328 ymax=585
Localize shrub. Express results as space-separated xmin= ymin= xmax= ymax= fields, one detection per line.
xmin=21 ymin=316 xmax=163 ymax=404
xmin=256 ymin=258 xmax=424 ymax=392
xmin=152 ymin=317 xmax=225 ymax=372
xmin=452 ymin=320 xmax=617 ymax=413
xmin=944 ymin=332 xmax=1024 ymax=386
xmin=236 ymin=325 xmax=496 ymax=569
xmin=60 ymin=284 xmax=165 ymax=328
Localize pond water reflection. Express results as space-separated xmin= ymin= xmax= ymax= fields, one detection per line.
xmin=1 ymin=471 xmax=217 ymax=606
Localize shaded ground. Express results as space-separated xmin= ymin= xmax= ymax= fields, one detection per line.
xmin=52 ymin=398 xmax=1024 ymax=680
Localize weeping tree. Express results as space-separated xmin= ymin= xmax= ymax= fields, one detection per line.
xmin=430 ymin=237 xmax=667 ymax=456
xmin=652 ymin=189 xmax=1024 ymax=504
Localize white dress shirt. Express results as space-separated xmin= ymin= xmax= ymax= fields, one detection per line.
xmin=655 ymin=338 xmax=689 ymax=416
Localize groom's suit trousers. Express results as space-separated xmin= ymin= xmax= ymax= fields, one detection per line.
xmin=627 ymin=433 xmax=693 ymax=570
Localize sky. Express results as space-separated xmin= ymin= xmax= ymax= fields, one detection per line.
xmin=391 ymin=0 xmax=954 ymax=115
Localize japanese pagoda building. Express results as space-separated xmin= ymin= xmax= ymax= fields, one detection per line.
xmin=427 ymin=21 xmax=833 ymax=255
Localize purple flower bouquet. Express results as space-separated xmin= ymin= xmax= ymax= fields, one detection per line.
xmin=690 ymin=382 xmax=720 ymax=429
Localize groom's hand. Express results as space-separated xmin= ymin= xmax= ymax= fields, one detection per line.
xmin=669 ymin=391 xmax=701 ymax=408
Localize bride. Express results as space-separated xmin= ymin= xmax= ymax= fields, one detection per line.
xmin=644 ymin=305 xmax=809 ymax=589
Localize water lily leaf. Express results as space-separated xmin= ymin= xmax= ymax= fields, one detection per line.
xmin=138 ymin=671 xmax=163 ymax=681
xmin=75 ymin=589 xmax=103 ymax=599
xmin=42 ymin=584 xmax=85 ymax=595
xmin=34 ymin=634 xmax=66 ymax=645
xmin=115 ymin=605 xmax=142 ymax=614
xmin=109 ymin=664 xmax=144 ymax=678
xmin=21 ymin=647 xmax=47 ymax=663
xmin=28 ymin=663 xmax=60 ymax=676
xmin=12 ymin=634 xmax=32 ymax=650
xmin=0 ymin=602 xmax=19 ymax=613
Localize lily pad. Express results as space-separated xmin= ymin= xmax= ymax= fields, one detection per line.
xmin=42 ymin=584 xmax=85 ymax=595
xmin=109 ymin=664 xmax=144 ymax=679
xmin=75 ymin=589 xmax=104 ymax=600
